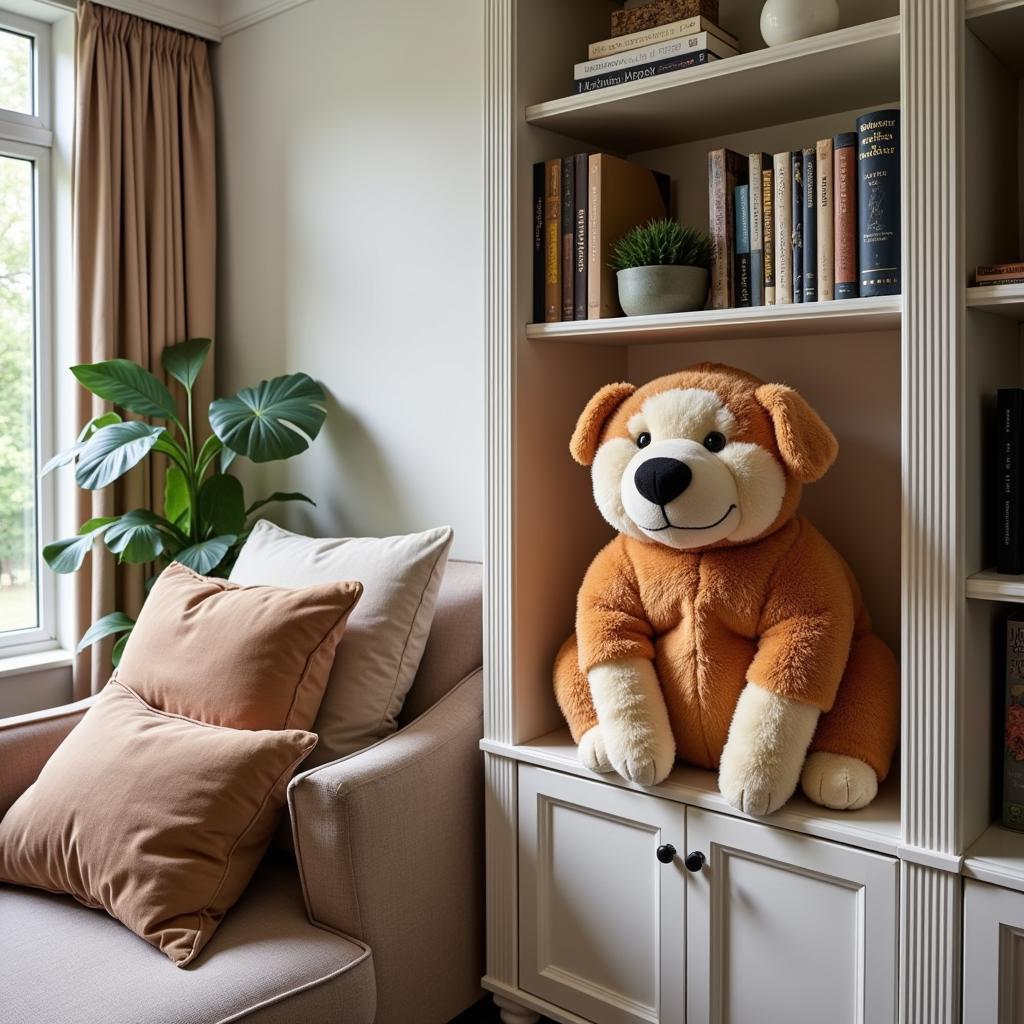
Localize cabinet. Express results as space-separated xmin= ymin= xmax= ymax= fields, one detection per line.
xmin=963 ymin=879 xmax=1024 ymax=1023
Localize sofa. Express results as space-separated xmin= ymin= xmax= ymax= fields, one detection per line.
xmin=0 ymin=560 xmax=484 ymax=1024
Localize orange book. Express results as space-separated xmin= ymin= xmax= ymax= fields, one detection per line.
xmin=544 ymin=158 xmax=562 ymax=322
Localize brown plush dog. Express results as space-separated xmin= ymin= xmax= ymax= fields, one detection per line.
xmin=553 ymin=363 xmax=898 ymax=814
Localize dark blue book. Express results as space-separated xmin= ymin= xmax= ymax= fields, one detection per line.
xmin=733 ymin=185 xmax=751 ymax=307
xmin=857 ymin=108 xmax=901 ymax=297
xmin=532 ymin=162 xmax=545 ymax=323
xmin=998 ymin=388 xmax=1024 ymax=574
xmin=791 ymin=150 xmax=803 ymax=303
xmin=802 ymin=147 xmax=817 ymax=302
xmin=573 ymin=154 xmax=588 ymax=320
xmin=574 ymin=51 xmax=714 ymax=93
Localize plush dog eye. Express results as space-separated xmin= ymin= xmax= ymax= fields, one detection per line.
xmin=703 ymin=431 xmax=726 ymax=453
xmin=636 ymin=432 xmax=652 ymax=449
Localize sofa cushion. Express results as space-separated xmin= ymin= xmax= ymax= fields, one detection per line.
xmin=229 ymin=521 xmax=452 ymax=765
xmin=115 ymin=562 xmax=362 ymax=731
xmin=0 ymin=682 xmax=316 ymax=967
xmin=0 ymin=856 xmax=375 ymax=1024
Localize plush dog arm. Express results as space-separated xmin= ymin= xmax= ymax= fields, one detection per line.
xmin=580 ymin=658 xmax=676 ymax=786
xmin=718 ymin=683 xmax=819 ymax=815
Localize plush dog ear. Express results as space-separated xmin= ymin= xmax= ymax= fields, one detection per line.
xmin=754 ymin=383 xmax=838 ymax=483
xmin=570 ymin=382 xmax=636 ymax=466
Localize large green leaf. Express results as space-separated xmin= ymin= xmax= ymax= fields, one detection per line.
xmin=42 ymin=521 xmax=113 ymax=574
xmin=209 ymin=373 xmax=327 ymax=463
xmin=75 ymin=422 xmax=165 ymax=490
xmin=152 ymin=432 xmax=190 ymax=472
xmin=164 ymin=466 xmax=191 ymax=532
xmin=161 ymin=337 xmax=211 ymax=392
xmin=195 ymin=434 xmax=223 ymax=478
xmin=76 ymin=612 xmax=136 ymax=654
xmin=173 ymin=535 xmax=235 ymax=575
xmin=245 ymin=491 xmax=315 ymax=517
xmin=104 ymin=509 xmax=169 ymax=564
xmin=111 ymin=633 xmax=131 ymax=667
xmin=41 ymin=412 xmax=123 ymax=477
xmin=198 ymin=474 xmax=246 ymax=537
xmin=72 ymin=360 xmax=180 ymax=423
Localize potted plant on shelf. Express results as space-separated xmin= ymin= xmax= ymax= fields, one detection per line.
xmin=41 ymin=336 xmax=327 ymax=662
xmin=611 ymin=218 xmax=714 ymax=317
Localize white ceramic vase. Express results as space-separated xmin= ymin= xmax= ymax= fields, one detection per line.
xmin=760 ymin=0 xmax=840 ymax=46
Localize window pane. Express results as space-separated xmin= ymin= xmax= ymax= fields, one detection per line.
xmin=0 ymin=155 xmax=36 ymax=634
xmin=0 ymin=30 xmax=31 ymax=116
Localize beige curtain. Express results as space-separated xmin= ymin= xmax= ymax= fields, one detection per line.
xmin=72 ymin=1 xmax=216 ymax=697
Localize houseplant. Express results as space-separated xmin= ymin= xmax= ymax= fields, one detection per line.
xmin=611 ymin=219 xmax=713 ymax=316
xmin=41 ymin=337 xmax=327 ymax=662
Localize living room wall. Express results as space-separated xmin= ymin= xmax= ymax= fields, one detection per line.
xmin=213 ymin=0 xmax=484 ymax=559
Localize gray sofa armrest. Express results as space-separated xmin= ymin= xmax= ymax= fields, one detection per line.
xmin=289 ymin=667 xmax=484 ymax=1024
xmin=0 ymin=697 xmax=94 ymax=816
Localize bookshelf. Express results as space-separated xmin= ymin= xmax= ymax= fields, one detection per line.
xmin=966 ymin=569 xmax=1024 ymax=602
xmin=966 ymin=0 xmax=1024 ymax=75
xmin=967 ymin=281 xmax=1024 ymax=317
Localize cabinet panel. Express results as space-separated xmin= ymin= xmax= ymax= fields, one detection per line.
xmin=685 ymin=807 xmax=897 ymax=1024
xmin=518 ymin=765 xmax=686 ymax=1024
xmin=964 ymin=878 xmax=1024 ymax=1023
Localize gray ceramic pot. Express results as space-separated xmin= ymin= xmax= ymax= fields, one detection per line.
xmin=616 ymin=265 xmax=710 ymax=316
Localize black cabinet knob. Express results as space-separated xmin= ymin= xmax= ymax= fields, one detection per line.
xmin=684 ymin=850 xmax=706 ymax=872
xmin=656 ymin=843 xmax=676 ymax=864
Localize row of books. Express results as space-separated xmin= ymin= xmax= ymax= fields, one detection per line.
xmin=976 ymin=262 xmax=1024 ymax=287
xmin=708 ymin=108 xmax=902 ymax=309
xmin=532 ymin=154 xmax=669 ymax=323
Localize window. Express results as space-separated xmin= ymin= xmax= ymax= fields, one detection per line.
xmin=0 ymin=8 xmax=52 ymax=651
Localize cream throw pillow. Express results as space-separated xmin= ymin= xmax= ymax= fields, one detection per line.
xmin=229 ymin=521 xmax=452 ymax=765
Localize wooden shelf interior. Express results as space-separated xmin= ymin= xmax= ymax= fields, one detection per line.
xmin=967 ymin=0 xmax=1024 ymax=77
xmin=968 ymin=283 xmax=1024 ymax=318
xmin=967 ymin=569 xmax=1024 ymax=602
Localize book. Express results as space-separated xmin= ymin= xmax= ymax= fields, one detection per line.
xmin=998 ymin=388 xmax=1024 ymax=574
xmin=561 ymin=158 xmax=575 ymax=320
xmin=532 ymin=162 xmax=545 ymax=323
xmin=587 ymin=154 xmax=670 ymax=319
xmin=816 ymin=138 xmax=834 ymax=302
xmin=574 ymin=50 xmax=716 ymax=93
xmin=749 ymin=152 xmax=770 ymax=306
xmin=611 ymin=0 xmax=720 ymax=37
xmin=762 ymin=162 xmax=775 ymax=304
xmin=733 ymin=184 xmax=752 ymax=307
xmin=708 ymin=148 xmax=747 ymax=308
xmin=574 ymin=32 xmax=736 ymax=79
xmin=544 ymin=158 xmax=561 ymax=322
xmin=1002 ymin=609 xmax=1024 ymax=830
xmin=574 ymin=154 xmax=588 ymax=320
xmin=857 ymin=108 xmax=901 ymax=297
xmin=833 ymin=132 xmax=858 ymax=300
xmin=978 ymin=262 xmax=1024 ymax=283
xmin=587 ymin=14 xmax=738 ymax=59
xmin=773 ymin=152 xmax=792 ymax=304
xmin=975 ymin=277 xmax=1024 ymax=286
xmin=802 ymin=147 xmax=817 ymax=302
xmin=791 ymin=150 xmax=803 ymax=304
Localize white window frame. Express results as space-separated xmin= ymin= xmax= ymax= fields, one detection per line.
xmin=0 ymin=6 xmax=55 ymax=655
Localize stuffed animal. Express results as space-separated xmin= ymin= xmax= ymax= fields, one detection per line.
xmin=553 ymin=363 xmax=898 ymax=814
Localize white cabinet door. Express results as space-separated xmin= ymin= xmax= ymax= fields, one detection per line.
xmin=518 ymin=765 xmax=687 ymax=1024
xmin=964 ymin=878 xmax=1024 ymax=1022
xmin=685 ymin=807 xmax=898 ymax=1024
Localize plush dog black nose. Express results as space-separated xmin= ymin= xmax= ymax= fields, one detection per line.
xmin=634 ymin=458 xmax=692 ymax=505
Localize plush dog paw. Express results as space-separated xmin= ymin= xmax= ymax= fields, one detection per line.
xmin=578 ymin=725 xmax=613 ymax=773
xmin=801 ymin=752 xmax=878 ymax=810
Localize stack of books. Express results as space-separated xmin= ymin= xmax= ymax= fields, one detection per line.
xmin=976 ymin=263 xmax=1024 ymax=287
xmin=708 ymin=108 xmax=901 ymax=308
xmin=532 ymin=154 xmax=670 ymax=322
xmin=575 ymin=8 xmax=738 ymax=94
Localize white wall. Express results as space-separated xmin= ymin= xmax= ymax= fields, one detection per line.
xmin=213 ymin=0 xmax=484 ymax=559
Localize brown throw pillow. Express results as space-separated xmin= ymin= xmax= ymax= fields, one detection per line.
xmin=0 ymin=681 xmax=316 ymax=966
xmin=115 ymin=562 xmax=363 ymax=731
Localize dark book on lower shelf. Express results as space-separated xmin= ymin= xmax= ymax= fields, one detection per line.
xmin=532 ymin=162 xmax=545 ymax=323
xmin=561 ymin=158 xmax=575 ymax=320
xmin=802 ymin=146 xmax=817 ymax=302
xmin=574 ymin=49 xmax=715 ymax=93
xmin=834 ymin=132 xmax=859 ymax=300
xmin=857 ymin=108 xmax=901 ymax=297
xmin=998 ymin=388 xmax=1024 ymax=574
xmin=708 ymin=147 xmax=747 ymax=308
xmin=544 ymin=158 xmax=562 ymax=323
xmin=761 ymin=161 xmax=775 ymax=304
xmin=791 ymin=150 xmax=803 ymax=304
xmin=1002 ymin=609 xmax=1024 ymax=831
xmin=733 ymin=184 xmax=751 ymax=307
xmin=573 ymin=154 xmax=588 ymax=320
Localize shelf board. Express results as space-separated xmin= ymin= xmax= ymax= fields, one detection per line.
xmin=482 ymin=727 xmax=901 ymax=857
xmin=964 ymin=823 xmax=1024 ymax=894
xmin=526 ymin=295 xmax=901 ymax=345
xmin=966 ymin=0 xmax=1024 ymax=76
xmin=966 ymin=569 xmax=1024 ymax=602
xmin=967 ymin=282 xmax=1024 ymax=318
xmin=524 ymin=18 xmax=900 ymax=151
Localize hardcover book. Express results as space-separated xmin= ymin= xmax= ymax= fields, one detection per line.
xmin=998 ymin=388 xmax=1024 ymax=575
xmin=532 ymin=162 xmax=545 ymax=323
xmin=611 ymin=0 xmax=719 ymax=37
xmin=561 ymin=158 xmax=575 ymax=320
xmin=977 ymin=263 xmax=1024 ymax=284
xmin=587 ymin=154 xmax=670 ymax=319
xmin=544 ymin=158 xmax=561 ymax=322
xmin=1002 ymin=609 xmax=1024 ymax=831
xmin=574 ymin=50 xmax=715 ymax=93
xmin=833 ymin=132 xmax=858 ymax=300
xmin=802 ymin=146 xmax=817 ymax=303
xmin=762 ymin=162 xmax=775 ymax=305
xmin=791 ymin=150 xmax=803 ymax=304
xmin=574 ymin=154 xmax=589 ymax=320
xmin=816 ymin=137 xmax=834 ymax=302
xmin=857 ymin=108 xmax=901 ymax=297
xmin=575 ymin=31 xmax=735 ymax=79
xmin=587 ymin=15 xmax=738 ymax=59
xmin=708 ymin=148 xmax=747 ymax=308
xmin=773 ymin=152 xmax=792 ymax=304
xmin=734 ymin=184 xmax=752 ymax=307
xmin=749 ymin=152 xmax=771 ymax=306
